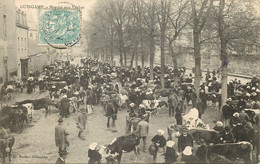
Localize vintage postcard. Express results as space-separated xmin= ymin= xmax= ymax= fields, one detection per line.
xmin=0 ymin=0 xmax=259 ymax=163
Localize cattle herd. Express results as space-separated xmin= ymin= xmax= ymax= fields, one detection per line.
xmin=0 ymin=57 xmax=259 ymax=163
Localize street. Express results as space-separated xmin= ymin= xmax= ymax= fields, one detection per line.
xmin=2 ymin=57 xmax=224 ymax=163
xmin=8 ymin=89 xmax=221 ymax=163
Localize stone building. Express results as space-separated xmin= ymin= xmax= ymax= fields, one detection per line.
xmin=0 ymin=0 xmax=17 ymax=83
xmin=16 ymin=8 xmax=29 ymax=79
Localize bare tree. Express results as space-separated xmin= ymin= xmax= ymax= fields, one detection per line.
xmin=165 ymin=0 xmax=191 ymax=87
xmin=191 ymin=0 xmax=214 ymax=97
xmin=214 ymin=0 xmax=259 ymax=108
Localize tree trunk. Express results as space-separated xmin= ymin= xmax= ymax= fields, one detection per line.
xmin=219 ymin=0 xmax=228 ymax=109
xmin=160 ymin=32 xmax=165 ymax=88
xmin=110 ymin=40 xmax=114 ymax=65
xmin=124 ymin=48 xmax=127 ymax=68
xmin=193 ymin=32 xmax=201 ymax=98
xmin=119 ymin=29 xmax=123 ymax=67
xmin=135 ymin=51 xmax=138 ymax=69
xmin=169 ymin=42 xmax=178 ymax=87
xmin=141 ymin=37 xmax=145 ymax=75
xmin=130 ymin=50 xmax=135 ymax=69
xmin=149 ymin=1 xmax=155 ymax=81
xmin=150 ymin=33 xmax=155 ymax=80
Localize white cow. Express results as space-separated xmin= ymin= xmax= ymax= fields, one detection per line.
xmin=21 ymin=103 xmax=34 ymax=122
xmin=119 ymin=94 xmax=128 ymax=107
xmin=182 ymin=108 xmax=209 ymax=130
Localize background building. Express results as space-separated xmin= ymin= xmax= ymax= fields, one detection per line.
xmin=16 ymin=8 xmax=29 ymax=79
xmin=0 ymin=0 xmax=17 ymax=84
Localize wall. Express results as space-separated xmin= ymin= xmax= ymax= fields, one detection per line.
xmin=0 ymin=0 xmax=17 ymax=83
xmin=228 ymin=55 xmax=260 ymax=76
xmin=29 ymin=53 xmax=49 ymax=73
xmin=16 ymin=25 xmax=29 ymax=78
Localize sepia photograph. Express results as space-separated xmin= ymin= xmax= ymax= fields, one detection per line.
xmin=0 ymin=0 xmax=259 ymax=163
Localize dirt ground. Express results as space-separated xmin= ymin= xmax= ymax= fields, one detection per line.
xmin=5 ymin=90 xmax=221 ymax=163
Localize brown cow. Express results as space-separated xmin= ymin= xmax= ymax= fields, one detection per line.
xmin=15 ymin=97 xmax=56 ymax=117
xmin=0 ymin=128 xmax=15 ymax=164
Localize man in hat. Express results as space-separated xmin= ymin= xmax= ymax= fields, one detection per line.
xmin=59 ymin=95 xmax=70 ymax=118
xmin=151 ymin=129 xmax=167 ymax=162
xmin=76 ymin=108 xmax=87 ymax=140
xmin=106 ymin=102 xmax=116 ymax=130
xmin=55 ymin=118 xmax=69 ymax=156
xmin=175 ymin=100 xmax=185 ymax=125
xmin=230 ymin=112 xmax=242 ymax=127
xmin=178 ymin=128 xmax=193 ymax=153
xmin=237 ymin=97 xmax=246 ymax=111
xmin=136 ymin=116 xmax=149 ymax=152
xmin=168 ymin=92 xmax=178 ymax=117
xmin=213 ymin=121 xmax=224 ymax=134
xmin=115 ymin=82 xmax=119 ymax=94
xmin=195 ymin=98 xmax=206 ymax=119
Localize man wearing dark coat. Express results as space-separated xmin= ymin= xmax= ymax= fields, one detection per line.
xmin=178 ymin=129 xmax=193 ymax=153
xmin=106 ymin=102 xmax=116 ymax=128
xmin=76 ymin=108 xmax=87 ymax=139
xmin=55 ymin=118 xmax=69 ymax=156
xmin=59 ymin=95 xmax=70 ymax=117
xmin=220 ymin=126 xmax=235 ymax=143
xmin=151 ymin=129 xmax=167 ymax=162
xmin=175 ymin=101 xmax=184 ymax=125
xmin=196 ymin=98 xmax=206 ymax=119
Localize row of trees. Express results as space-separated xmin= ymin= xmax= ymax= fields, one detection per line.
xmin=85 ymin=0 xmax=259 ymax=107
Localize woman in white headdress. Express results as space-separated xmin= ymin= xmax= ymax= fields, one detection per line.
xmin=88 ymin=142 xmax=102 ymax=164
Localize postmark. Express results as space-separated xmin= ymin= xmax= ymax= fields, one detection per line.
xmin=38 ymin=8 xmax=81 ymax=48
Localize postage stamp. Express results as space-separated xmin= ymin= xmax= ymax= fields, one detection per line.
xmin=38 ymin=9 xmax=81 ymax=47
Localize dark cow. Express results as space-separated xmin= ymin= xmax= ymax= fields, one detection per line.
xmin=107 ymin=133 xmax=140 ymax=163
xmin=0 ymin=105 xmax=28 ymax=131
xmin=0 ymin=129 xmax=15 ymax=164
xmin=245 ymin=109 xmax=259 ymax=125
xmin=231 ymin=124 xmax=255 ymax=143
xmin=15 ymin=98 xmax=56 ymax=117
xmin=196 ymin=142 xmax=253 ymax=163
xmin=189 ymin=129 xmax=221 ymax=145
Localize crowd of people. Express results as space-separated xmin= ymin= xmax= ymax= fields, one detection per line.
xmin=0 ymin=56 xmax=259 ymax=163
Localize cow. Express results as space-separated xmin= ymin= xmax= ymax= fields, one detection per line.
xmin=141 ymin=100 xmax=168 ymax=115
xmin=22 ymin=103 xmax=33 ymax=122
xmin=189 ymin=129 xmax=221 ymax=145
xmin=0 ymin=129 xmax=15 ymax=164
xmin=0 ymin=105 xmax=28 ymax=131
xmin=196 ymin=141 xmax=253 ymax=163
xmin=245 ymin=109 xmax=260 ymax=124
xmin=98 ymin=145 xmax=118 ymax=164
xmin=15 ymin=97 xmax=56 ymax=117
xmin=107 ymin=133 xmax=140 ymax=163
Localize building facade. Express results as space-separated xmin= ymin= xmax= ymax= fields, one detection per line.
xmin=16 ymin=8 xmax=29 ymax=79
xmin=0 ymin=0 xmax=17 ymax=84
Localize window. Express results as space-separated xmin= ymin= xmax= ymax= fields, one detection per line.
xmin=25 ymin=38 xmax=26 ymax=50
xmin=18 ymin=37 xmax=19 ymax=51
xmin=3 ymin=15 xmax=7 ymax=40
xmin=21 ymin=38 xmax=23 ymax=51
xmin=30 ymin=33 xmax=33 ymax=37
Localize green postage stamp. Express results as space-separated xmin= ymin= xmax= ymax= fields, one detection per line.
xmin=38 ymin=9 xmax=81 ymax=47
